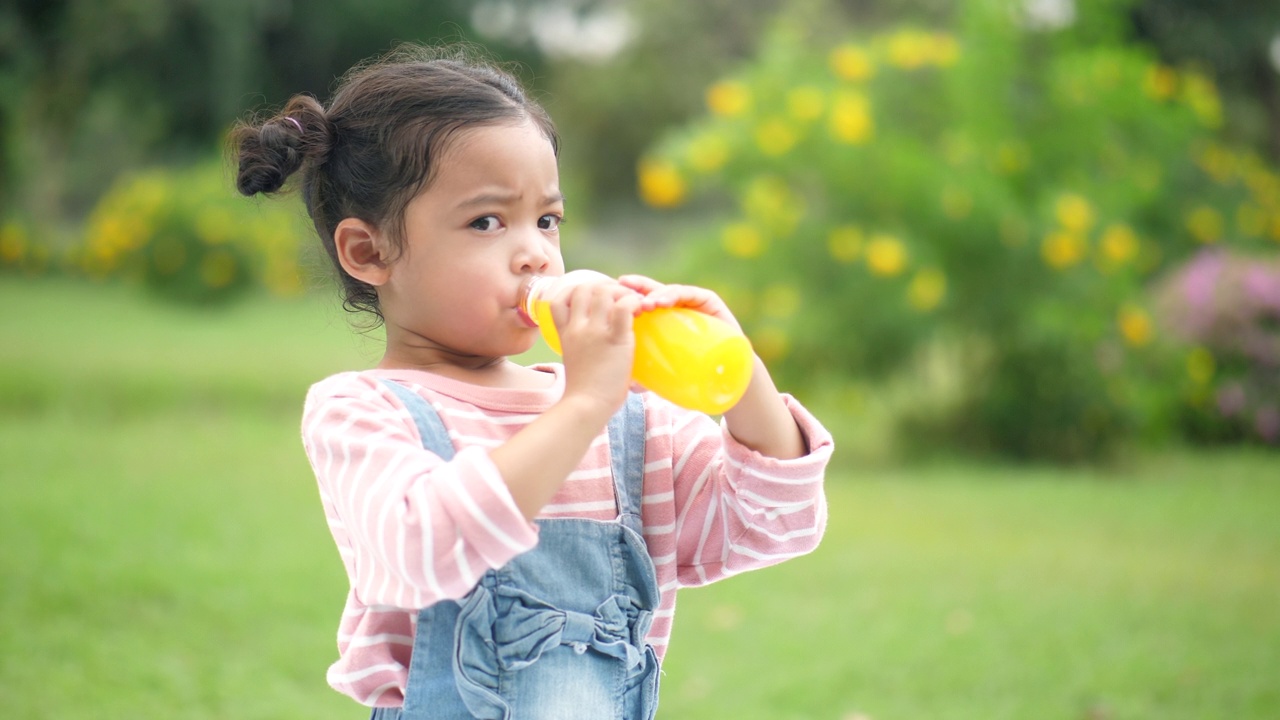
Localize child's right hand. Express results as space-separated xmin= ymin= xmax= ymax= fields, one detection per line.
xmin=545 ymin=275 xmax=641 ymax=418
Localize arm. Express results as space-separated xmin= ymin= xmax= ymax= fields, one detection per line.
xmin=303 ymin=375 xmax=540 ymax=609
xmin=615 ymin=274 xmax=830 ymax=584
xmin=490 ymin=276 xmax=642 ymax=520
xmin=304 ymin=283 xmax=642 ymax=607
xmin=617 ymin=273 xmax=805 ymax=460
xmin=658 ymin=395 xmax=833 ymax=588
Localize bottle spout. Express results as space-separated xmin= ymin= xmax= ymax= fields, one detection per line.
xmin=518 ymin=275 xmax=550 ymax=326
xmin=519 ymin=270 xmax=613 ymax=321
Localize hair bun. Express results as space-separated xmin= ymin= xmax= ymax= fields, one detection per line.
xmin=231 ymin=95 xmax=327 ymax=196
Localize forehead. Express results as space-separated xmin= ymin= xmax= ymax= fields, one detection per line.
xmin=430 ymin=120 xmax=558 ymax=185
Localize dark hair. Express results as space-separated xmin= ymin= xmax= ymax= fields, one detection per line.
xmin=230 ymin=44 xmax=559 ymax=322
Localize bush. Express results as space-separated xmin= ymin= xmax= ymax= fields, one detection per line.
xmin=74 ymin=161 xmax=311 ymax=304
xmin=638 ymin=0 xmax=1280 ymax=460
xmin=0 ymin=219 xmax=52 ymax=277
xmin=1154 ymin=249 xmax=1280 ymax=445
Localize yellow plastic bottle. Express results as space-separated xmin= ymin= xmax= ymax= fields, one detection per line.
xmin=521 ymin=272 xmax=754 ymax=414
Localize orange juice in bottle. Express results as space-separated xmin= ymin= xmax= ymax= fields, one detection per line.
xmin=520 ymin=272 xmax=754 ymax=414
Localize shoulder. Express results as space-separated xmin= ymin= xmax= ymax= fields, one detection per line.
xmin=304 ymin=371 xmax=400 ymax=410
xmin=300 ymin=371 xmax=430 ymax=439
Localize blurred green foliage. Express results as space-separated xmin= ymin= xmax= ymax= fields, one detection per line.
xmin=69 ymin=163 xmax=313 ymax=303
xmin=2 ymin=0 xmax=1278 ymax=459
xmin=641 ymin=0 xmax=1280 ymax=459
xmin=0 ymin=0 xmax=512 ymax=222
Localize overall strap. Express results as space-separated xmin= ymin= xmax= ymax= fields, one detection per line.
xmin=380 ymin=379 xmax=456 ymax=460
xmin=606 ymin=393 xmax=647 ymax=526
xmin=381 ymin=379 xmax=646 ymax=523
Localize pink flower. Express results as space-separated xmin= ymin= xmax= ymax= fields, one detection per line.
xmin=1216 ymin=382 xmax=1246 ymax=418
xmin=1255 ymin=405 xmax=1280 ymax=444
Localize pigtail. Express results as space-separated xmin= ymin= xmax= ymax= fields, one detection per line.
xmin=230 ymin=94 xmax=330 ymax=197
xmin=229 ymin=43 xmax=559 ymax=327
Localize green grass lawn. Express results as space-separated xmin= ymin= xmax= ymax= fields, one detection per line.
xmin=2 ymin=278 xmax=1278 ymax=719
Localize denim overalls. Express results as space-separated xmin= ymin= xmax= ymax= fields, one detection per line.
xmin=371 ymin=381 xmax=661 ymax=720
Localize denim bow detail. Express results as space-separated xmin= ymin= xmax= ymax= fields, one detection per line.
xmin=492 ymin=588 xmax=653 ymax=671
xmin=452 ymin=585 xmax=654 ymax=720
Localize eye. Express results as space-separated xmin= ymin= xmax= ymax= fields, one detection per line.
xmin=470 ymin=215 xmax=500 ymax=232
xmin=538 ymin=214 xmax=564 ymax=231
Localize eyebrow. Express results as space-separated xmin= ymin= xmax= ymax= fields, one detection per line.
xmin=456 ymin=191 xmax=566 ymax=211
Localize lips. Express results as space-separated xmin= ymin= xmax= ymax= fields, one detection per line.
xmin=516 ymin=304 xmax=537 ymax=328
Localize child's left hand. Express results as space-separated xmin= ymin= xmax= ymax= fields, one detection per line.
xmin=616 ymin=274 xmax=743 ymax=332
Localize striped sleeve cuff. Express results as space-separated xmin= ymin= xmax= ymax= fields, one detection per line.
xmin=719 ymin=394 xmax=833 ymax=506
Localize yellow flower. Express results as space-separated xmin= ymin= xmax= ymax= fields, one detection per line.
xmin=866 ymin=234 xmax=907 ymax=276
xmin=1099 ymin=223 xmax=1139 ymax=266
xmin=885 ymin=30 xmax=931 ymax=70
xmin=0 ymin=223 xmax=27 ymax=263
xmin=1181 ymin=72 xmax=1223 ymax=128
xmin=1117 ymin=304 xmax=1153 ymax=347
xmin=941 ymin=186 xmax=972 ymax=220
xmin=827 ymin=225 xmax=863 ymax=263
xmin=1054 ymin=193 xmax=1095 ymax=233
xmin=786 ymin=86 xmax=825 ymax=122
xmin=1196 ymin=143 xmax=1235 ymax=184
xmin=1186 ymin=347 xmax=1215 ymax=385
xmin=637 ymin=159 xmax=686 ymax=209
xmin=829 ymin=91 xmax=874 ymax=145
xmin=761 ymin=283 xmax=802 ymax=319
xmin=687 ymin=133 xmax=729 ymax=173
xmin=751 ymin=325 xmax=790 ymax=362
xmin=1143 ymin=64 xmax=1177 ymax=101
xmin=755 ymin=118 xmax=798 ymax=156
xmin=907 ymin=268 xmax=946 ymax=311
xmin=1177 ymin=71 xmax=1218 ymax=127
xmin=706 ymin=81 xmax=751 ymax=117
xmin=1041 ymin=231 xmax=1086 ymax=269
xmin=829 ymin=44 xmax=875 ymax=81
xmin=721 ymin=223 xmax=765 ymax=259
xmin=1186 ymin=205 xmax=1224 ymax=243
xmin=1243 ymin=165 xmax=1280 ymax=207
xmin=1237 ymin=203 xmax=1266 ymax=238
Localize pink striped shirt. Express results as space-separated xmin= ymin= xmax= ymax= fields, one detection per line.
xmin=301 ymin=365 xmax=832 ymax=707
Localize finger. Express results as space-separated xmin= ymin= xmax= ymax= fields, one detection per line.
xmin=643 ymin=284 xmax=703 ymax=309
xmin=608 ymin=297 xmax=636 ymax=344
xmin=617 ymin=274 xmax=664 ymax=295
xmin=614 ymin=292 xmax=642 ymax=317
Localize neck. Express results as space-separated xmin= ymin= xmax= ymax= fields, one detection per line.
xmin=378 ymin=322 xmax=506 ymax=373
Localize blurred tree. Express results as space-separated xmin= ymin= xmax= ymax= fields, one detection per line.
xmin=0 ymin=0 xmax=531 ymax=229
xmin=539 ymin=0 xmax=956 ymax=217
xmin=1131 ymin=0 xmax=1280 ymax=159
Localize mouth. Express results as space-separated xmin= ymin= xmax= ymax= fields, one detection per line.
xmin=515 ymin=304 xmax=537 ymax=328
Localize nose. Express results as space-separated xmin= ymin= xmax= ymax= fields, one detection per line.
xmin=514 ymin=230 xmax=553 ymax=274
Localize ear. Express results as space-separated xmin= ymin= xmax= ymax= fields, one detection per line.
xmin=334 ymin=218 xmax=392 ymax=286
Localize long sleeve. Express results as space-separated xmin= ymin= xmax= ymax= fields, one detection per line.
xmin=305 ymin=366 xmax=832 ymax=706
xmin=664 ymin=394 xmax=832 ymax=588
xmin=301 ymin=373 xmax=539 ymax=610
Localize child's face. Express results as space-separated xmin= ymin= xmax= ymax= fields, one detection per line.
xmin=380 ymin=118 xmax=565 ymax=362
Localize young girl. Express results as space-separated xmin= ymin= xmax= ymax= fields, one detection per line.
xmin=233 ymin=45 xmax=832 ymax=720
